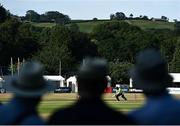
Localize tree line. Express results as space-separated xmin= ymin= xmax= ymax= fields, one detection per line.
xmin=0 ymin=4 xmax=180 ymax=84
xmin=21 ymin=10 xmax=70 ymax=24
xmin=110 ymin=12 xmax=169 ymax=22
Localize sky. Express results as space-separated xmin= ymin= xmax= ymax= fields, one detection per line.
xmin=1 ymin=0 xmax=180 ymax=21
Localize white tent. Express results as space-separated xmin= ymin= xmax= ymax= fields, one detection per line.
xmin=0 ymin=77 xmax=3 ymax=87
xmin=129 ymin=73 xmax=180 ymax=88
xmin=107 ymin=76 xmax=112 ymax=87
xmin=170 ymin=73 xmax=180 ymax=83
xmin=66 ymin=76 xmax=78 ymax=93
xmin=43 ymin=75 xmax=65 ymax=87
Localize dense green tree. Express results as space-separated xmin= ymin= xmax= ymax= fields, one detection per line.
xmin=16 ymin=23 xmax=40 ymax=57
xmin=92 ymin=21 xmax=177 ymax=66
xmin=25 ymin=10 xmax=71 ymax=24
xmin=175 ymin=21 xmax=180 ymax=35
xmin=39 ymin=14 xmax=49 ymax=22
xmin=129 ymin=13 xmax=133 ymax=18
xmin=115 ymin=12 xmax=126 ymax=20
xmin=38 ymin=27 xmax=51 ymax=46
xmin=147 ymin=29 xmax=177 ymax=62
xmin=93 ymin=18 xmax=98 ymax=21
xmin=69 ymin=31 xmax=98 ymax=62
xmin=110 ymin=14 xmax=115 ymax=20
xmin=34 ymin=25 xmax=73 ymax=74
xmin=161 ymin=16 xmax=168 ymax=21
xmin=110 ymin=12 xmax=126 ymax=20
xmin=110 ymin=62 xmax=133 ymax=84
xmin=170 ymin=45 xmax=180 ymax=73
xmin=0 ymin=19 xmax=40 ymax=66
xmin=142 ymin=15 xmax=149 ymax=20
xmin=0 ymin=4 xmax=9 ymax=23
xmin=25 ymin=10 xmax=40 ymax=22
xmin=44 ymin=11 xmax=70 ymax=24
xmin=34 ymin=25 xmax=98 ymax=74
xmin=92 ymin=21 xmax=148 ymax=62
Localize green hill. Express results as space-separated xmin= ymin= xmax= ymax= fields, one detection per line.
xmin=31 ymin=22 xmax=56 ymax=28
xmin=32 ymin=20 xmax=175 ymax=33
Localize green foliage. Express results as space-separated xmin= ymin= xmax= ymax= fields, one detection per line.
xmin=44 ymin=11 xmax=70 ymax=24
xmin=110 ymin=62 xmax=133 ymax=84
xmin=93 ymin=18 xmax=98 ymax=21
xmin=25 ymin=10 xmax=40 ymax=22
xmin=175 ymin=21 xmax=180 ymax=35
xmin=34 ymin=25 xmax=73 ymax=74
xmin=170 ymin=45 xmax=180 ymax=73
xmin=69 ymin=23 xmax=79 ymax=32
xmin=0 ymin=18 xmax=40 ymax=66
xmin=0 ymin=4 xmax=10 ymax=23
xmin=147 ymin=29 xmax=177 ymax=62
xmin=92 ymin=21 xmax=148 ymax=62
xmin=8 ymin=64 xmax=17 ymax=74
xmin=38 ymin=27 xmax=51 ymax=46
xmin=69 ymin=31 xmax=98 ymax=62
xmin=0 ymin=5 xmax=178 ymax=83
xmin=34 ymin=25 xmax=97 ymax=74
xmin=25 ymin=10 xmax=71 ymax=24
xmin=31 ymin=20 xmax=175 ymax=33
xmin=31 ymin=22 xmax=56 ymax=28
xmin=92 ymin=21 xmax=177 ymax=66
xmin=110 ymin=12 xmax=126 ymax=20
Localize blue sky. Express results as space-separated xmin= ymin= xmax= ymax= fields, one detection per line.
xmin=1 ymin=0 xmax=180 ymax=21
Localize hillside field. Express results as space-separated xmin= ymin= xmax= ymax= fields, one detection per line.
xmin=31 ymin=20 xmax=175 ymax=33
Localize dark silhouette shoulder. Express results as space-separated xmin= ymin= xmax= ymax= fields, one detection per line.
xmin=48 ymin=99 xmax=134 ymax=125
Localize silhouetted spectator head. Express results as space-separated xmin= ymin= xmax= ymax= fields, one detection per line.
xmin=6 ymin=61 xmax=54 ymax=99
xmin=77 ymin=58 xmax=108 ymax=99
xmin=130 ymin=48 xmax=173 ymax=95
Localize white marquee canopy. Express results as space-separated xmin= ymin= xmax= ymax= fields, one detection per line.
xmin=43 ymin=75 xmax=65 ymax=87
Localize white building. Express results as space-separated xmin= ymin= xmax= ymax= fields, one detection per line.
xmin=66 ymin=76 xmax=78 ymax=93
xmin=129 ymin=73 xmax=180 ymax=88
xmin=129 ymin=73 xmax=180 ymax=93
xmin=170 ymin=73 xmax=180 ymax=84
xmin=0 ymin=77 xmax=4 ymax=87
xmin=66 ymin=75 xmax=112 ymax=93
xmin=43 ymin=75 xmax=65 ymax=87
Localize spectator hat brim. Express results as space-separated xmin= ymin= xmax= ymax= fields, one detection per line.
xmin=5 ymin=75 xmax=55 ymax=97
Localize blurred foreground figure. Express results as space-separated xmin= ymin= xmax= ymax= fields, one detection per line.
xmin=48 ymin=58 xmax=134 ymax=125
xmin=129 ymin=49 xmax=180 ymax=125
xmin=0 ymin=62 xmax=54 ymax=125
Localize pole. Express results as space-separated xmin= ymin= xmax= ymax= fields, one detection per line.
xmin=0 ymin=68 xmax=3 ymax=78
xmin=11 ymin=57 xmax=13 ymax=76
xmin=22 ymin=58 xmax=25 ymax=67
xmin=83 ymin=59 xmax=85 ymax=66
xmin=59 ymin=60 xmax=61 ymax=75
xmin=17 ymin=57 xmax=20 ymax=76
xmin=168 ymin=63 xmax=170 ymax=72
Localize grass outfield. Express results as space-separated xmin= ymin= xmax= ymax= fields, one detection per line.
xmin=1 ymin=93 xmax=180 ymax=119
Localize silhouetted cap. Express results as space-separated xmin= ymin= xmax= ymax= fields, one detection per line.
xmin=78 ymin=58 xmax=108 ymax=81
xmin=5 ymin=61 xmax=55 ymax=97
xmin=130 ymin=48 xmax=173 ymax=92
xmin=77 ymin=58 xmax=109 ymax=97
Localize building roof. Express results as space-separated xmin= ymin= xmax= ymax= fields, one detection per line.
xmin=43 ymin=75 xmax=65 ymax=81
